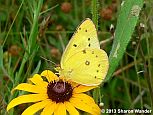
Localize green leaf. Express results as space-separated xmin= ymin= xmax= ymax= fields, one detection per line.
xmin=105 ymin=0 xmax=144 ymax=81
xmin=32 ymin=60 xmax=41 ymax=75
xmin=0 ymin=46 xmax=3 ymax=68
xmin=91 ymin=0 xmax=99 ymax=29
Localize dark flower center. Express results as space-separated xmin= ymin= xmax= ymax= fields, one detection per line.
xmin=47 ymin=80 xmax=73 ymax=103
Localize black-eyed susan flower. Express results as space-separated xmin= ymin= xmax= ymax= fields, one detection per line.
xmin=7 ymin=70 xmax=101 ymax=115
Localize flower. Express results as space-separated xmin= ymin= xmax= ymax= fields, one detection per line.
xmin=61 ymin=2 xmax=72 ymax=13
xmin=7 ymin=70 xmax=101 ymax=115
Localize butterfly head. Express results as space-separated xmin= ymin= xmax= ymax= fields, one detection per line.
xmin=55 ymin=65 xmax=73 ymax=79
xmin=54 ymin=65 xmax=62 ymax=72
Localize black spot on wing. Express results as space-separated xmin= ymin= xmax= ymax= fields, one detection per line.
xmin=98 ymin=64 xmax=101 ymax=67
xmin=73 ymin=44 xmax=77 ymax=47
xmin=85 ymin=60 xmax=90 ymax=65
xmin=82 ymin=49 xmax=86 ymax=54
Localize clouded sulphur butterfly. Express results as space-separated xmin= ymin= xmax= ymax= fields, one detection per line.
xmin=57 ymin=18 xmax=109 ymax=86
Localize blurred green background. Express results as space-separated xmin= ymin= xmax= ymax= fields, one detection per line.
xmin=0 ymin=0 xmax=153 ymax=114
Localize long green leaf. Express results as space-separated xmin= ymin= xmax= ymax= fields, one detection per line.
xmin=105 ymin=0 xmax=144 ymax=81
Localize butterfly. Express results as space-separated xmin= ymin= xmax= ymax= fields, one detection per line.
xmin=57 ymin=18 xmax=109 ymax=86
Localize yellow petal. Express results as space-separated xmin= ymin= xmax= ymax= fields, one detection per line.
xmin=65 ymin=102 xmax=79 ymax=115
xmin=70 ymin=94 xmax=101 ymax=115
xmin=73 ymin=84 xmax=97 ymax=93
xmin=41 ymin=102 xmax=57 ymax=115
xmin=22 ymin=99 xmax=50 ymax=115
xmin=73 ymin=93 xmax=95 ymax=104
xmin=7 ymin=94 xmax=48 ymax=111
xmin=29 ymin=74 xmax=48 ymax=87
xmin=54 ymin=103 xmax=66 ymax=115
xmin=12 ymin=83 xmax=46 ymax=94
xmin=41 ymin=70 xmax=58 ymax=82
xmin=67 ymin=81 xmax=78 ymax=88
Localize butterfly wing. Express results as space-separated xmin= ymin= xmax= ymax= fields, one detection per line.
xmin=61 ymin=48 xmax=109 ymax=85
xmin=61 ymin=18 xmax=100 ymax=67
xmin=59 ymin=18 xmax=109 ymax=86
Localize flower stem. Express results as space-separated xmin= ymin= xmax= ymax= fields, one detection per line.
xmin=91 ymin=0 xmax=100 ymax=103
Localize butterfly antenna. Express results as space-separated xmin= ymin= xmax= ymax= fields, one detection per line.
xmin=40 ymin=56 xmax=56 ymax=65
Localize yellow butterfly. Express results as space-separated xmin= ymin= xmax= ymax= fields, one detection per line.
xmin=57 ymin=18 xmax=109 ymax=86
